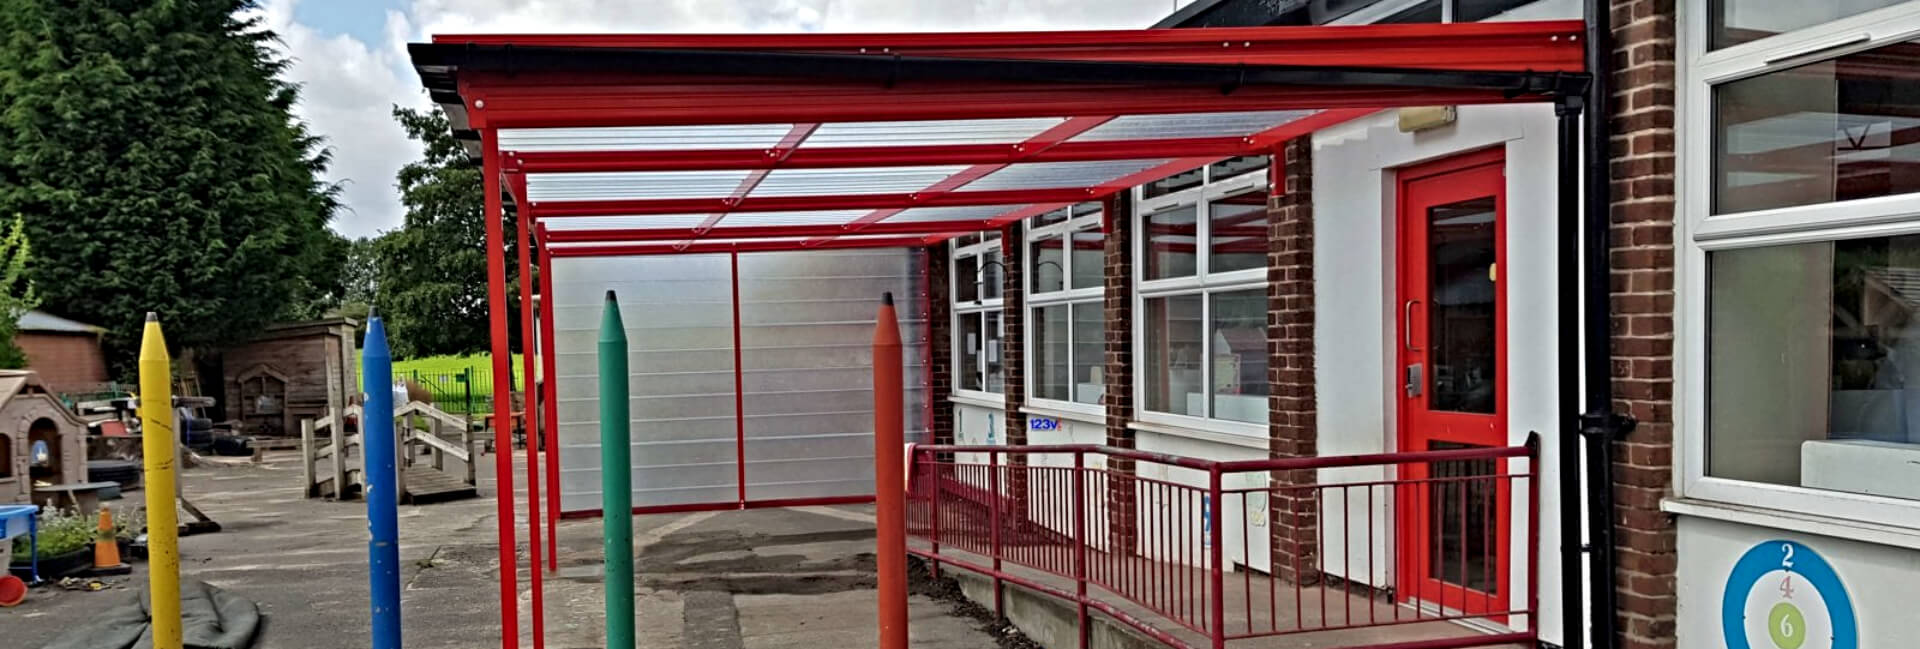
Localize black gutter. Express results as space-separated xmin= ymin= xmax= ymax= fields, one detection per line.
xmin=1579 ymin=1 xmax=1633 ymax=649
xmin=408 ymin=43 xmax=1588 ymax=99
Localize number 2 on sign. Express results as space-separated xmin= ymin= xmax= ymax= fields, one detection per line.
xmin=1781 ymin=542 xmax=1796 ymax=569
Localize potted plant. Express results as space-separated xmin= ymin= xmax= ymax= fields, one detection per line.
xmin=8 ymin=508 xmax=95 ymax=579
xmin=113 ymin=506 xmax=146 ymax=560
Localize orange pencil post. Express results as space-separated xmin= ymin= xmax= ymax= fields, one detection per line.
xmin=873 ymin=292 xmax=906 ymax=649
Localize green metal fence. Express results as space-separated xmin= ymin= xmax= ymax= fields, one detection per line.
xmin=396 ymin=368 xmax=520 ymax=415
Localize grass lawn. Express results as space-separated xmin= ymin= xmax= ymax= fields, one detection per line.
xmin=355 ymin=351 xmax=524 ymax=388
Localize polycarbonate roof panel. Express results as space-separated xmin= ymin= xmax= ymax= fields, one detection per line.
xmin=542 ymin=214 xmax=714 ymax=231
xmin=961 ymin=159 xmax=1172 ymax=192
xmin=1071 ymin=110 xmax=1316 ymax=142
xmin=885 ymin=205 xmax=1028 ymax=223
xmin=527 ymin=170 xmax=754 ymax=201
xmin=500 ymin=124 xmax=794 ymax=152
xmin=753 ymin=165 xmax=970 ymax=197
xmin=804 ymin=118 xmax=1066 ymax=148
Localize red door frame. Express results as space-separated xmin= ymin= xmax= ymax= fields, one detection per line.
xmin=1393 ymin=147 xmax=1511 ymax=618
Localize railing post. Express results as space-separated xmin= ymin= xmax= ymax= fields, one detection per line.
xmin=463 ymin=422 xmax=477 ymax=487
xmin=329 ymin=408 xmax=348 ymax=499
xmin=1526 ymin=434 xmax=1542 ymax=642
xmin=927 ymin=448 xmax=942 ymax=579
xmin=300 ymin=418 xmax=315 ymax=498
xmin=989 ymin=448 xmax=1003 ymax=617
xmin=431 ymin=417 xmax=446 ymax=471
xmin=1073 ymin=450 xmax=1089 ymax=649
xmin=1208 ymin=467 xmax=1225 ymax=649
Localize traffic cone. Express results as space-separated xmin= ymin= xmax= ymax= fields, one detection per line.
xmin=91 ymin=505 xmax=131 ymax=576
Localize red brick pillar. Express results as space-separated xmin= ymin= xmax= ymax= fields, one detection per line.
xmin=1000 ymin=224 xmax=1026 ymax=448
xmin=927 ymin=249 xmax=954 ymax=448
xmin=1267 ymin=139 xmax=1319 ymax=584
xmin=1608 ymin=0 xmax=1678 ymax=646
xmin=1101 ymin=195 xmax=1138 ymax=556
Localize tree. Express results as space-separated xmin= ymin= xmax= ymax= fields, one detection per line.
xmin=373 ymin=106 xmax=520 ymax=359
xmin=0 ymin=216 xmax=40 ymax=369
xmin=0 ymin=1 xmax=341 ymax=374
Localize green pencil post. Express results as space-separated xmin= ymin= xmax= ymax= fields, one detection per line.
xmin=599 ymin=290 xmax=635 ymax=647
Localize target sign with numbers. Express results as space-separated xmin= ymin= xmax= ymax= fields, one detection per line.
xmin=1722 ymin=540 xmax=1857 ymax=649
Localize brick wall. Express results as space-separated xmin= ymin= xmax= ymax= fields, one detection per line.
xmin=18 ymin=332 xmax=108 ymax=393
xmin=1608 ymin=0 xmax=1679 ymax=647
xmin=927 ymin=249 xmax=954 ymax=446
xmin=1267 ymin=139 xmax=1319 ymax=583
xmin=1000 ymin=224 xmax=1027 ymax=447
xmin=1101 ymin=195 xmax=1137 ymax=554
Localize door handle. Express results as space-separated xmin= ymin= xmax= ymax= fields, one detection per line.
xmin=1405 ymin=362 xmax=1424 ymax=398
xmin=1403 ymin=299 xmax=1422 ymax=352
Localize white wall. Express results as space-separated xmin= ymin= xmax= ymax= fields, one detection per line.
xmin=1677 ymin=516 xmax=1920 ymax=649
xmin=1312 ymin=102 xmax=1569 ymax=641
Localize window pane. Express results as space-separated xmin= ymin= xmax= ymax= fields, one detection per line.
xmin=959 ymin=312 xmax=983 ymax=391
xmin=1072 ymin=302 xmax=1106 ymax=405
xmin=1144 ymin=294 xmax=1205 ymax=417
xmin=1379 ymin=0 xmax=1441 ymax=24
xmin=1209 ymin=289 xmax=1268 ymax=423
xmin=956 ymin=254 xmax=980 ymax=303
xmin=1712 ymin=39 xmax=1920 ymax=214
xmin=1707 ymin=233 xmax=1920 ymax=501
xmin=1209 ymin=195 xmax=1267 ymax=274
xmin=985 ymin=310 xmax=1005 ymax=392
xmin=1033 ymin=305 xmax=1070 ymax=401
xmin=1033 ymin=208 xmax=1069 ymax=228
xmin=1454 ymin=0 xmax=1535 ymax=22
xmin=1145 ymin=205 xmax=1199 ymax=279
xmin=1427 ymin=196 xmax=1498 ymax=414
xmin=1031 ymin=235 xmax=1065 ymax=293
xmin=1144 ymin=168 xmax=1204 ymax=199
xmin=1710 ymin=0 xmax=1905 ymax=50
xmin=1207 ymin=155 xmax=1269 ymax=181
xmin=1070 ymin=228 xmax=1106 ymax=290
xmin=983 ymin=249 xmax=1005 ymax=300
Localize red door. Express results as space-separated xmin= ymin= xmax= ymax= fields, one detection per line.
xmin=1394 ymin=149 xmax=1511 ymax=617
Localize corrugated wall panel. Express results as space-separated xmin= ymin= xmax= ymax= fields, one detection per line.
xmin=551 ymin=248 xmax=929 ymax=514
xmin=737 ymin=249 xmax=930 ymax=502
xmin=552 ymin=255 xmax=736 ymax=513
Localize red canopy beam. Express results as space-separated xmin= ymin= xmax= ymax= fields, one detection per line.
xmin=689 ymin=123 xmax=820 ymax=237
xmin=549 ymin=234 xmax=935 ymax=257
xmin=433 ymin=21 xmax=1582 ymax=68
xmin=530 ymin=187 xmax=1106 ymax=218
xmin=512 ymin=135 xmax=1288 ymax=174
xmin=546 ymin=218 xmax=1000 ymax=243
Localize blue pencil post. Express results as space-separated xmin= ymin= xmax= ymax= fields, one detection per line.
xmin=363 ymin=312 xmax=402 ymax=649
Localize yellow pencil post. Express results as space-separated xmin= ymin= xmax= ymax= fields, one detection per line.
xmin=139 ymin=313 xmax=182 ymax=649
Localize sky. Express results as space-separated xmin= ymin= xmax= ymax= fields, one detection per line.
xmin=253 ymin=0 xmax=1200 ymax=238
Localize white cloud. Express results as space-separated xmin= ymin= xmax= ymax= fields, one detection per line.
xmin=268 ymin=0 xmax=1187 ymax=237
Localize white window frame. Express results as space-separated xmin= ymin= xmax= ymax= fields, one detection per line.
xmin=1132 ymin=165 xmax=1270 ymax=437
xmin=1677 ymin=0 xmax=1920 ymax=530
xmin=952 ymin=234 xmax=1007 ymax=402
xmin=1024 ymin=205 xmax=1106 ymax=417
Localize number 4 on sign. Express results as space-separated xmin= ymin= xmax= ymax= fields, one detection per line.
xmin=1778 ymin=574 xmax=1794 ymax=600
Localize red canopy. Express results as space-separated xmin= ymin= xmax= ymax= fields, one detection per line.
xmin=411 ymin=20 xmax=1587 ymax=255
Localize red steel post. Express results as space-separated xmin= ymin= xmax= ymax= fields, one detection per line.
xmin=874 ymin=293 xmax=907 ymax=649
xmin=989 ymin=449 xmax=1004 ymax=616
xmin=1073 ymin=451 xmax=1089 ymax=649
xmin=514 ymin=173 xmax=546 ymax=649
xmin=481 ymin=130 xmax=521 ymax=649
xmin=1208 ymin=468 xmax=1225 ymax=649
xmin=537 ymin=226 xmax=561 ymax=572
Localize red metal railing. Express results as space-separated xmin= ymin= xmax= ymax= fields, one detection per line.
xmin=906 ymin=439 xmax=1539 ymax=649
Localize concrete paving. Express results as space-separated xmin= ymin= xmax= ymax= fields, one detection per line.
xmin=0 ymin=449 xmax=1002 ymax=649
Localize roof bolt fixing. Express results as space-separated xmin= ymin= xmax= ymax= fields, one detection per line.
xmin=474 ymin=99 xmax=486 ymax=109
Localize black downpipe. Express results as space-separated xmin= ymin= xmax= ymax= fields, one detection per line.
xmin=1581 ymin=1 xmax=1629 ymax=649
xmin=1552 ymin=98 xmax=1585 ymax=649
